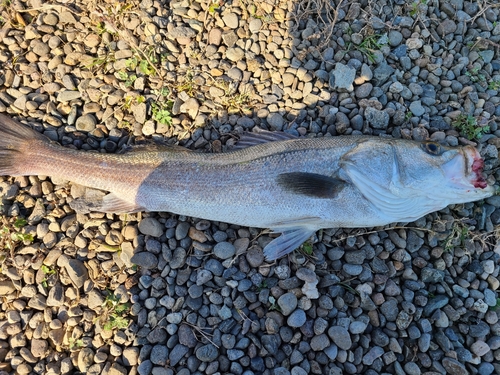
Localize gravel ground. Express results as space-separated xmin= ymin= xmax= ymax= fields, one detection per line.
xmin=0 ymin=0 xmax=500 ymax=374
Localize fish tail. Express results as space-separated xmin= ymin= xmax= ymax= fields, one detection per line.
xmin=0 ymin=114 xmax=50 ymax=176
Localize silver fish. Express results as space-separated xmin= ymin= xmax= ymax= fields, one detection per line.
xmin=0 ymin=114 xmax=495 ymax=260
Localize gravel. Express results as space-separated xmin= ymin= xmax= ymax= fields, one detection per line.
xmin=0 ymin=0 xmax=499 ymax=374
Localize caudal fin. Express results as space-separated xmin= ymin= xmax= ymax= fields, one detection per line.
xmin=0 ymin=114 xmax=48 ymax=176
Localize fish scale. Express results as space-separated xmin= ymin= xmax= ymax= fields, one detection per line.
xmin=0 ymin=114 xmax=495 ymax=260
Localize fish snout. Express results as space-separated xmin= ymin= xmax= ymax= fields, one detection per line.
xmin=463 ymin=146 xmax=488 ymax=189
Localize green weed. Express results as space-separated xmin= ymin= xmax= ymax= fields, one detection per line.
xmin=441 ymin=220 xmax=469 ymax=252
xmin=465 ymin=66 xmax=486 ymax=83
xmin=41 ymin=264 xmax=57 ymax=288
xmin=1 ymin=217 xmax=34 ymax=253
xmin=68 ymin=337 xmax=84 ymax=351
xmin=99 ymin=292 xmax=131 ymax=331
xmin=488 ymin=80 xmax=500 ymax=91
xmin=452 ymin=114 xmax=490 ymax=140
xmin=346 ymin=33 xmax=386 ymax=63
xmin=151 ymin=102 xmax=173 ymax=125
xmin=268 ymin=296 xmax=281 ymax=312
xmin=409 ymin=0 xmax=428 ymax=17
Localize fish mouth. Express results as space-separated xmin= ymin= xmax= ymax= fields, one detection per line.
xmin=463 ymin=146 xmax=488 ymax=189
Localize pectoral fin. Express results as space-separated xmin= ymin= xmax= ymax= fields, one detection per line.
xmin=263 ymin=228 xmax=316 ymax=260
xmin=277 ymin=172 xmax=345 ymax=198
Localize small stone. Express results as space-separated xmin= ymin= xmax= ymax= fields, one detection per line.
xmin=278 ymin=293 xmax=298 ymax=316
xmin=365 ymin=107 xmax=389 ymax=129
xmin=287 ymin=309 xmax=306 ymax=327
xmin=328 ymin=326 xmax=352 ymax=350
xmin=131 ymin=252 xmax=158 ymax=269
xmin=64 ymin=259 xmax=88 ymax=288
xmin=331 ymin=63 xmax=356 ymax=91
xmin=363 ymin=346 xmax=384 ymax=365
xmin=214 ymin=242 xmax=236 ymax=259
xmin=471 ymin=340 xmax=490 ymax=357
xmin=138 ymin=217 xmax=164 ymax=237
xmin=75 ymin=114 xmax=97 ymax=132
xmin=442 ymin=358 xmax=468 ymax=375
xmin=409 ymin=101 xmax=425 ymax=116
xmin=196 ymin=344 xmax=219 ymax=362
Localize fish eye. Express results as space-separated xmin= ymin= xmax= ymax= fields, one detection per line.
xmin=421 ymin=141 xmax=442 ymax=155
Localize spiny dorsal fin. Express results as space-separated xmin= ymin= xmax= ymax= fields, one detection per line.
xmin=233 ymin=129 xmax=298 ymax=150
xmin=277 ymin=172 xmax=345 ymax=199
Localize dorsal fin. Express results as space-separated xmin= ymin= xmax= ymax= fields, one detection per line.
xmin=233 ymin=129 xmax=298 ymax=150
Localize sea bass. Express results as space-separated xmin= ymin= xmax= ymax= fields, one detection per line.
xmin=0 ymin=114 xmax=495 ymax=260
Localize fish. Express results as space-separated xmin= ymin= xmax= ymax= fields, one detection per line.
xmin=0 ymin=114 xmax=495 ymax=260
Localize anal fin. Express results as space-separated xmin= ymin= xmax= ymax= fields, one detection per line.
xmin=69 ymin=193 xmax=145 ymax=214
xmin=263 ymin=228 xmax=316 ymax=261
xmin=100 ymin=193 xmax=145 ymax=213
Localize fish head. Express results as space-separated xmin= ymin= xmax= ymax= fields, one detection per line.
xmin=395 ymin=141 xmax=494 ymax=198
xmin=340 ymin=139 xmax=495 ymax=221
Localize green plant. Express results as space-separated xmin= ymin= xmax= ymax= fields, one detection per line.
xmin=151 ymin=102 xmax=173 ymax=125
xmin=465 ymin=66 xmax=486 ymax=83
xmin=441 ymin=220 xmax=469 ymax=252
xmin=257 ymin=280 xmax=268 ymax=291
xmin=491 ymin=298 xmax=500 ymax=311
xmin=268 ymin=296 xmax=281 ymax=312
xmin=116 ymin=70 xmax=137 ymax=88
xmin=208 ymin=0 xmax=221 ymax=14
xmin=41 ymin=264 xmax=57 ymax=288
xmin=452 ymin=114 xmax=490 ymax=140
xmin=488 ymin=80 xmax=500 ymax=90
xmin=1 ymin=217 xmax=34 ymax=253
xmin=346 ymin=33 xmax=386 ymax=63
xmin=409 ymin=0 xmax=428 ymax=17
xmin=68 ymin=337 xmax=84 ymax=350
xmin=99 ymin=292 xmax=131 ymax=331
xmin=300 ymin=241 xmax=313 ymax=256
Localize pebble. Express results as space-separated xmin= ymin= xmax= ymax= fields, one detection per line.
xmin=213 ymin=241 xmax=236 ymax=259
xmin=138 ymin=218 xmax=164 ymax=237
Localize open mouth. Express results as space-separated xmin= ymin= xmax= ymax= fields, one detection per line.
xmin=466 ymin=147 xmax=488 ymax=189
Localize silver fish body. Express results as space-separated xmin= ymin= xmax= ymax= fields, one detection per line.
xmin=0 ymin=114 xmax=495 ymax=259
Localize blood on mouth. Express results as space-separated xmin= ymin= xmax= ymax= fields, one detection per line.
xmin=471 ymin=157 xmax=487 ymax=189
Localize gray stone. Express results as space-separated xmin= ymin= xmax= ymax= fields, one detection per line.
xmin=328 ymin=326 xmax=352 ymax=350
xmin=420 ymin=267 xmax=445 ymax=283
xmin=362 ymin=346 xmax=384 ymax=365
xmin=169 ymin=345 xmax=189 ymax=367
xmin=331 ymin=63 xmax=356 ymax=91
xmin=131 ymin=252 xmax=158 ymax=269
xmin=442 ymin=357 xmax=469 ymax=375
xmin=214 ymin=241 xmax=235 ymax=259
xmin=373 ymin=62 xmax=395 ymax=84
xmin=150 ymin=345 xmax=168 ymax=366
xmin=64 ymin=259 xmax=88 ymax=288
xmin=196 ymin=344 xmax=219 ymax=362
xmin=287 ymin=309 xmax=306 ymax=327
xmin=138 ymin=218 xmax=164 ymax=237
xmin=409 ymin=100 xmax=425 ymax=116
xmin=423 ymin=295 xmax=449 ymax=316
xmin=310 ymin=334 xmax=330 ymax=351
xmin=278 ymin=293 xmax=298 ymax=316
xmin=365 ymin=107 xmax=389 ymax=129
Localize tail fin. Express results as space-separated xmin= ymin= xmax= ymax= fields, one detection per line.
xmin=0 ymin=114 xmax=48 ymax=176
